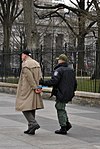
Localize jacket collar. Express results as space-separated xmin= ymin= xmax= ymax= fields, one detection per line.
xmin=54 ymin=62 xmax=68 ymax=70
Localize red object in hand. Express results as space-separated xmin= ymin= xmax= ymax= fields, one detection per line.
xmin=35 ymin=88 xmax=42 ymax=94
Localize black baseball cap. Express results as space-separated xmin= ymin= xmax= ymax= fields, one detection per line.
xmin=19 ymin=50 xmax=32 ymax=56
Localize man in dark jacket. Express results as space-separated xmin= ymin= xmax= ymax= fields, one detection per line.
xmin=40 ymin=54 xmax=77 ymax=135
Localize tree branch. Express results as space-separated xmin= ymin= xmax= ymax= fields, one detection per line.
xmin=12 ymin=8 xmax=23 ymax=22
xmin=93 ymin=0 xmax=99 ymax=11
xmin=55 ymin=11 xmax=78 ymax=37
xmin=34 ymin=3 xmax=79 ymax=14
xmin=69 ymin=0 xmax=78 ymax=8
xmin=83 ymin=21 xmax=97 ymax=36
xmin=86 ymin=0 xmax=94 ymax=11
xmin=10 ymin=0 xmax=16 ymax=19
xmin=0 ymin=0 xmax=6 ymax=16
xmin=0 ymin=11 xmax=4 ymax=23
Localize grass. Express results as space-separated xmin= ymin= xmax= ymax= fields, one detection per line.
xmin=1 ymin=76 xmax=100 ymax=93
xmin=44 ymin=76 xmax=100 ymax=93
xmin=0 ymin=77 xmax=19 ymax=84
xmin=77 ymin=78 xmax=100 ymax=93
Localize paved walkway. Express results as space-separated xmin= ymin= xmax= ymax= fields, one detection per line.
xmin=0 ymin=93 xmax=100 ymax=149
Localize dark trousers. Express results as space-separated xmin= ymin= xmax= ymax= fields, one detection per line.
xmin=22 ymin=110 xmax=39 ymax=129
xmin=55 ymin=101 xmax=68 ymax=127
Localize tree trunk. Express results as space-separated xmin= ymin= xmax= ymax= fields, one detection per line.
xmin=92 ymin=0 xmax=100 ymax=79
xmin=96 ymin=17 xmax=100 ymax=79
xmin=77 ymin=1 xmax=85 ymax=75
xmin=77 ymin=36 xmax=85 ymax=75
xmin=2 ymin=23 xmax=12 ymax=77
xmin=23 ymin=0 xmax=37 ymax=53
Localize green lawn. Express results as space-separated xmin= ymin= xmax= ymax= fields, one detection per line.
xmin=77 ymin=78 xmax=100 ymax=93
xmin=1 ymin=76 xmax=100 ymax=93
xmin=44 ymin=76 xmax=100 ymax=93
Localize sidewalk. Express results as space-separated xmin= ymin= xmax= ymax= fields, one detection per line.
xmin=0 ymin=93 xmax=100 ymax=149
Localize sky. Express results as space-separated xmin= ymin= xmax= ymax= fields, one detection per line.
xmin=52 ymin=0 xmax=74 ymax=6
xmin=64 ymin=0 xmax=77 ymax=6
xmin=64 ymin=0 xmax=70 ymax=5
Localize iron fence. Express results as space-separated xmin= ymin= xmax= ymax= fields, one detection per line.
xmin=0 ymin=49 xmax=100 ymax=93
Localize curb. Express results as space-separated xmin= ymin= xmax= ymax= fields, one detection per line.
xmin=0 ymin=82 xmax=100 ymax=107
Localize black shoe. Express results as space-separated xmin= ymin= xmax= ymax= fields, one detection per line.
xmin=24 ymin=124 xmax=39 ymax=135
xmin=24 ymin=129 xmax=35 ymax=135
xmin=66 ymin=122 xmax=72 ymax=131
xmin=28 ymin=124 xmax=40 ymax=134
xmin=24 ymin=129 xmax=29 ymax=134
xmin=55 ymin=126 xmax=67 ymax=135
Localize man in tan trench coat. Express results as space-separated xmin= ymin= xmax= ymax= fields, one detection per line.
xmin=16 ymin=50 xmax=44 ymax=135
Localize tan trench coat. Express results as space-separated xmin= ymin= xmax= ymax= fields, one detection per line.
xmin=16 ymin=57 xmax=44 ymax=111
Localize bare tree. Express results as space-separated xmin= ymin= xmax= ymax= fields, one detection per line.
xmin=0 ymin=0 xmax=23 ymax=72
xmin=34 ymin=0 xmax=96 ymax=74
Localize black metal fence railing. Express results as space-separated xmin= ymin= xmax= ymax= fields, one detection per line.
xmin=0 ymin=50 xmax=100 ymax=93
